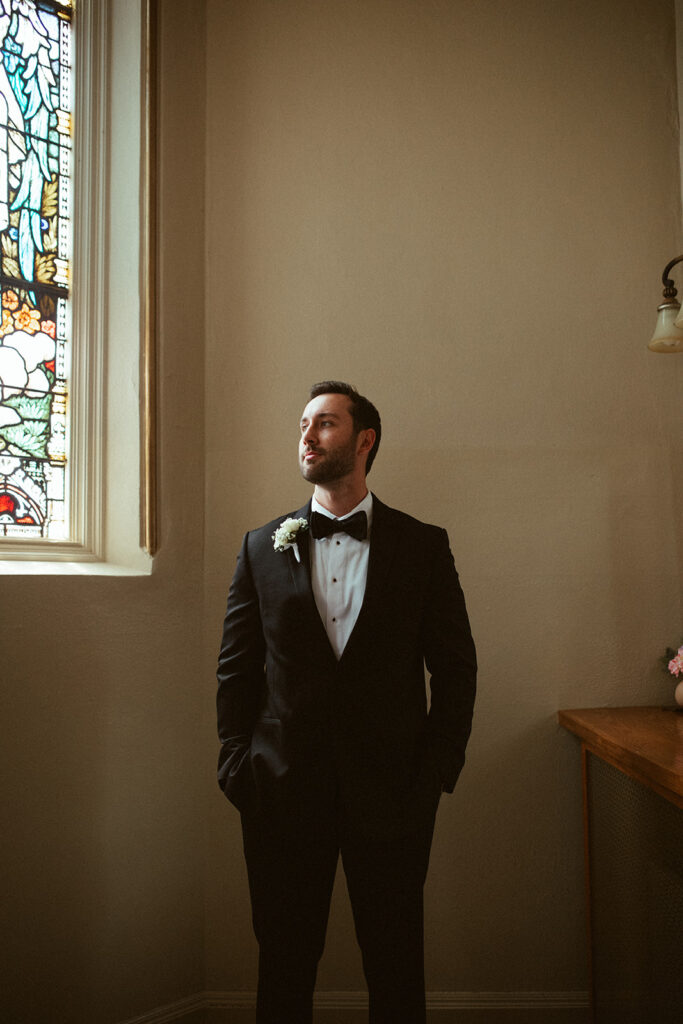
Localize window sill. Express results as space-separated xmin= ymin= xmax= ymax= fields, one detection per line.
xmin=0 ymin=539 xmax=153 ymax=575
xmin=0 ymin=556 xmax=153 ymax=576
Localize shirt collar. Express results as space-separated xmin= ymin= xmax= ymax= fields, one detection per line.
xmin=311 ymin=490 xmax=373 ymax=534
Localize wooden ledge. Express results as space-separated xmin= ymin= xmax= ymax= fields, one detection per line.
xmin=558 ymin=706 xmax=683 ymax=810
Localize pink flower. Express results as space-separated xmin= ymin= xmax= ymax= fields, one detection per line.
xmin=669 ymin=652 xmax=683 ymax=677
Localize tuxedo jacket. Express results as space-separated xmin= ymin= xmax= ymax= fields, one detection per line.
xmin=216 ymin=495 xmax=476 ymax=838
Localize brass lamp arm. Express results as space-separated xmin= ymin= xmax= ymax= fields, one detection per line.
xmin=661 ymin=255 xmax=683 ymax=301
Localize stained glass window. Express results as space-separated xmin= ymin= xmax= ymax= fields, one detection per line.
xmin=0 ymin=0 xmax=71 ymax=539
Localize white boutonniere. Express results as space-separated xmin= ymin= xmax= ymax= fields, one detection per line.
xmin=272 ymin=517 xmax=309 ymax=563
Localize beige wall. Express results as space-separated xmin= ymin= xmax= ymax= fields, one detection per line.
xmin=2 ymin=3 xmax=208 ymax=1022
xmin=203 ymin=0 xmax=683 ymax=1001
xmin=3 ymin=0 xmax=682 ymax=1020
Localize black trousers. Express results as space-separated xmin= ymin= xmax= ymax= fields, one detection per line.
xmin=241 ymin=802 xmax=438 ymax=1024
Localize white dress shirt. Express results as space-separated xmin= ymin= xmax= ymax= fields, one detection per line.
xmin=310 ymin=491 xmax=373 ymax=660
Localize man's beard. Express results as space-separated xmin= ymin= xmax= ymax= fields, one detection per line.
xmin=300 ymin=438 xmax=357 ymax=485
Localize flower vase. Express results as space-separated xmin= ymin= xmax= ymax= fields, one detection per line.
xmin=675 ymin=680 xmax=683 ymax=707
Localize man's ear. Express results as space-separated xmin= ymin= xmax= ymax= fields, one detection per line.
xmin=357 ymin=428 xmax=376 ymax=455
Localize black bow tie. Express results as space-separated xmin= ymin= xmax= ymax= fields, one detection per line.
xmin=310 ymin=510 xmax=368 ymax=542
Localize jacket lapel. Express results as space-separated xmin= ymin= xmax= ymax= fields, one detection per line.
xmin=338 ymin=495 xmax=400 ymax=664
xmin=286 ymin=494 xmax=401 ymax=665
xmin=287 ymin=499 xmax=313 ymax=594
xmin=286 ymin=499 xmax=338 ymax=660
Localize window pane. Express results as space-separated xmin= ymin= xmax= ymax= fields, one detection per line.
xmin=0 ymin=0 xmax=71 ymax=539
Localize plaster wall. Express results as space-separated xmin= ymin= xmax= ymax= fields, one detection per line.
xmin=1 ymin=0 xmax=682 ymax=1020
xmin=203 ymin=0 xmax=683 ymax=1000
xmin=2 ymin=3 xmax=207 ymax=1022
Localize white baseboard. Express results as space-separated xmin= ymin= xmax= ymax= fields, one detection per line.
xmin=120 ymin=989 xmax=590 ymax=1023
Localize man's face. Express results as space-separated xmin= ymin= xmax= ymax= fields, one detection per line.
xmin=298 ymin=392 xmax=359 ymax=485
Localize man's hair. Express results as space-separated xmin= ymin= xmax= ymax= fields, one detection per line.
xmin=309 ymin=380 xmax=382 ymax=473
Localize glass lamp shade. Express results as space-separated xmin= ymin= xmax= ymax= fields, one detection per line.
xmin=648 ymin=302 xmax=683 ymax=352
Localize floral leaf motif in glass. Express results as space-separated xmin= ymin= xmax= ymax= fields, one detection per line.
xmin=0 ymin=0 xmax=72 ymax=538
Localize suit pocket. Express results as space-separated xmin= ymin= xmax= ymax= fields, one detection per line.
xmin=412 ymin=743 xmax=442 ymax=802
xmin=427 ymin=743 xmax=443 ymax=788
xmin=221 ymin=741 xmax=255 ymax=813
xmin=251 ymin=717 xmax=288 ymax=780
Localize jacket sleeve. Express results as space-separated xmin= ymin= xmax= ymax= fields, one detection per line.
xmin=422 ymin=527 xmax=477 ymax=792
xmin=216 ymin=532 xmax=266 ymax=808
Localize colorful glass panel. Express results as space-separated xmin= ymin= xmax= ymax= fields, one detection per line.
xmin=0 ymin=0 xmax=71 ymax=539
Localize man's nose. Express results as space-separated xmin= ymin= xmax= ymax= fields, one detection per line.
xmin=302 ymin=424 xmax=317 ymax=445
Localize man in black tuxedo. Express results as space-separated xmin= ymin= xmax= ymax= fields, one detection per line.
xmin=217 ymin=381 xmax=476 ymax=1024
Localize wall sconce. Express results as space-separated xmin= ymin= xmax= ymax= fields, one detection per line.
xmin=649 ymin=255 xmax=683 ymax=352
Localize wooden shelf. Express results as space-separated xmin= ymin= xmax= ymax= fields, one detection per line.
xmin=558 ymin=706 xmax=683 ymax=810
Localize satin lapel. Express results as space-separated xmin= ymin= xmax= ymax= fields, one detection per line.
xmin=287 ymin=500 xmax=314 ymax=597
xmin=339 ymin=495 xmax=400 ymax=664
xmin=287 ymin=499 xmax=336 ymax=659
